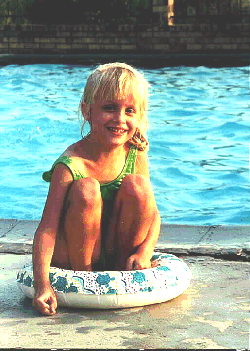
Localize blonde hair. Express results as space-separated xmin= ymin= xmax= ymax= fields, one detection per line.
xmin=79 ymin=62 xmax=149 ymax=151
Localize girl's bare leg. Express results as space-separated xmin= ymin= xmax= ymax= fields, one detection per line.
xmin=105 ymin=175 xmax=160 ymax=270
xmin=52 ymin=178 xmax=102 ymax=271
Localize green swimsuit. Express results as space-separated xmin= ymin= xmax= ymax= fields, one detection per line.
xmin=42 ymin=145 xmax=137 ymax=268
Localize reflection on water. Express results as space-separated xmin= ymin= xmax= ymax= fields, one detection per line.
xmin=0 ymin=64 xmax=249 ymax=225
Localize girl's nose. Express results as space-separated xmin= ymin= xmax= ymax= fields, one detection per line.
xmin=114 ymin=109 xmax=125 ymax=123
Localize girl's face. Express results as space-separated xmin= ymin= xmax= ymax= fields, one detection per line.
xmin=83 ymin=94 xmax=140 ymax=148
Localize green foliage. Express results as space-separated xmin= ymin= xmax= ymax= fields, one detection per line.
xmin=0 ymin=0 xmax=33 ymax=24
xmin=0 ymin=0 xmax=151 ymax=25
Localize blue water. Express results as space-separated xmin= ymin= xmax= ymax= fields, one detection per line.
xmin=0 ymin=64 xmax=249 ymax=225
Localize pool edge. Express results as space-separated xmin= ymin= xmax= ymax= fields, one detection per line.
xmin=0 ymin=53 xmax=249 ymax=67
xmin=0 ymin=218 xmax=249 ymax=260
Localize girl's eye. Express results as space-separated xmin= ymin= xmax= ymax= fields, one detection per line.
xmin=126 ymin=107 xmax=136 ymax=114
xmin=102 ymin=105 xmax=116 ymax=111
xmin=101 ymin=105 xmax=136 ymax=114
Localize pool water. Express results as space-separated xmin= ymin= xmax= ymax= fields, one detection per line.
xmin=0 ymin=64 xmax=249 ymax=225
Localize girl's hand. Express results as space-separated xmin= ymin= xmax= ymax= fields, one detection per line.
xmin=126 ymin=253 xmax=151 ymax=271
xmin=32 ymin=285 xmax=57 ymax=316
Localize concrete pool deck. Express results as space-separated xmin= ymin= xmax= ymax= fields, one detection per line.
xmin=0 ymin=219 xmax=249 ymax=348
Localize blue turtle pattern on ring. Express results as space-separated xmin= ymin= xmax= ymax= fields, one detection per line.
xmin=23 ymin=275 xmax=32 ymax=288
xmin=17 ymin=254 xmax=191 ymax=295
xmin=132 ymin=271 xmax=146 ymax=284
xmin=53 ymin=276 xmax=68 ymax=292
xmin=96 ymin=273 xmax=115 ymax=287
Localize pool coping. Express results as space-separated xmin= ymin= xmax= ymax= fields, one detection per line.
xmin=0 ymin=52 xmax=249 ymax=67
xmin=0 ymin=219 xmax=249 ymax=261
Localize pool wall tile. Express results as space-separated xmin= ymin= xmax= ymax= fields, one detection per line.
xmin=0 ymin=22 xmax=248 ymax=57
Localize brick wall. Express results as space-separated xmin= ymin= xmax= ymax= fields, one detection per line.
xmin=0 ymin=23 xmax=249 ymax=55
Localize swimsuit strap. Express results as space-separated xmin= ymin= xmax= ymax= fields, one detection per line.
xmin=42 ymin=155 xmax=85 ymax=182
xmin=42 ymin=145 xmax=137 ymax=190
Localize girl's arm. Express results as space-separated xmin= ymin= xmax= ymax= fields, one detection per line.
xmin=126 ymin=209 xmax=161 ymax=270
xmin=126 ymin=151 xmax=161 ymax=270
xmin=32 ymin=164 xmax=73 ymax=315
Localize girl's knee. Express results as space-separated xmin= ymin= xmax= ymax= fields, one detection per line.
xmin=121 ymin=175 xmax=151 ymax=201
xmin=70 ymin=178 xmax=101 ymax=208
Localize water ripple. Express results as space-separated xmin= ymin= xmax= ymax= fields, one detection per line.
xmin=0 ymin=64 xmax=249 ymax=225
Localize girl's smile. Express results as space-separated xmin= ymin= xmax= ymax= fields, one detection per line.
xmin=106 ymin=127 xmax=128 ymax=135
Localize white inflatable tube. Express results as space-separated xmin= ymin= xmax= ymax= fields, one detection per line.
xmin=17 ymin=253 xmax=191 ymax=309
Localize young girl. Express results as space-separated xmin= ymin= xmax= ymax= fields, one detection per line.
xmin=32 ymin=62 xmax=161 ymax=316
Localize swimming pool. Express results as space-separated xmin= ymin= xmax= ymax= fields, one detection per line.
xmin=0 ymin=64 xmax=249 ymax=225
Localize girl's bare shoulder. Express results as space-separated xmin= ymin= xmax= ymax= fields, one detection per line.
xmin=62 ymin=139 xmax=87 ymax=158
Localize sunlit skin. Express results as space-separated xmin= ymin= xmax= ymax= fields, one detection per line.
xmin=32 ymin=72 xmax=160 ymax=316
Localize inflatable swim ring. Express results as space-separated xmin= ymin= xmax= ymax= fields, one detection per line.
xmin=17 ymin=253 xmax=191 ymax=309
